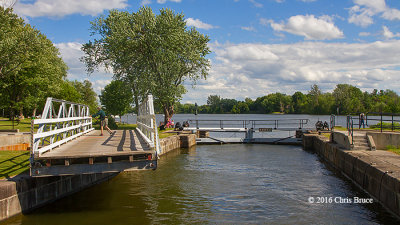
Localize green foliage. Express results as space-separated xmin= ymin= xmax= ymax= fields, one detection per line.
xmin=82 ymin=7 xmax=210 ymax=123
xmin=180 ymin=84 xmax=400 ymax=115
xmin=0 ymin=7 xmax=67 ymax=119
xmin=99 ymin=80 xmax=133 ymax=117
xmin=107 ymin=116 xmax=118 ymax=129
xmin=72 ymin=80 xmax=99 ymax=114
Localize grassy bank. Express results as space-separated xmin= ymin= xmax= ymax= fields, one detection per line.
xmin=0 ymin=151 xmax=30 ymax=179
xmin=0 ymin=117 xmax=32 ymax=132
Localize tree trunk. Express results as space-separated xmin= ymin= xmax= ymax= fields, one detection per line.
xmin=32 ymin=104 xmax=37 ymax=118
xmin=19 ymin=107 xmax=24 ymax=120
xmin=163 ymin=103 xmax=174 ymax=125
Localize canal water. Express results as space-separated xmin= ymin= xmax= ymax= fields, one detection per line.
xmin=4 ymin=144 xmax=399 ymax=224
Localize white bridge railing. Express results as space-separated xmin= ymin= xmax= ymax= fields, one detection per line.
xmin=136 ymin=95 xmax=161 ymax=155
xmin=31 ymin=98 xmax=94 ymax=156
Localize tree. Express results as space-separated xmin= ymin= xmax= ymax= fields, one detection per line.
xmin=99 ymin=80 xmax=133 ymax=121
xmin=82 ymin=7 xmax=210 ymax=124
xmin=0 ymin=7 xmax=67 ymax=119
xmin=71 ymin=80 xmax=99 ymax=114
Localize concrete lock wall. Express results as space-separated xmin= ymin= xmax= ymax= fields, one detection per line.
xmin=367 ymin=132 xmax=400 ymax=150
xmin=159 ymin=134 xmax=196 ymax=155
xmin=0 ymin=173 xmax=117 ymax=221
xmin=0 ymin=133 xmax=31 ymax=150
xmin=303 ymin=134 xmax=400 ymax=218
xmin=331 ymin=132 xmax=351 ymax=150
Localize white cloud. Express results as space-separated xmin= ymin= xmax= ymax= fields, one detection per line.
xmin=14 ymin=0 xmax=128 ymax=18
xmin=359 ymin=32 xmax=370 ymax=37
xmin=382 ymin=8 xmax=400 ymax=20
xmin=157 ymin=0 xmax=182 ymax=3
xmin=185 ymin=40 xmax=400 ymax=102
xmin=267 ymin=15 xmax=344 ymax=40
xmin=241 ymin=26 xmax=256 ymax=31
xmin=55 ymin=42 xmax=113 ymax=94
xmin=349 ymin=0 xmax=400 ymax=27
xmin=382 ymin=26 xmax=400 ymax=39
xmin=141 ymin=0 xmax=152 ymax=5
xmin=185 ymin=18 xmax=218 ymax=30
xmin=249 ymin=0 xmax=263 ymax=8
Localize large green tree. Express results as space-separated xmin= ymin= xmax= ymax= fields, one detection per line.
xmin=0 ymin=7 xmax=67 ymax=119
xmin=82 ymin=7 xmax=210 ymax=123
xmin=99 ymin=80 xmax=133 ymax=121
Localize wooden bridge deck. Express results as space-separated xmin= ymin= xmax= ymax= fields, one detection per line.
xmin=39 ymin=129 xmax=152 ymax=159
xmin=31 ymin=129 xmax=157 ymax=176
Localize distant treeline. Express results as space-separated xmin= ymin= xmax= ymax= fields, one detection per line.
xmin=174 ymin=84 xmax=399 ymax=115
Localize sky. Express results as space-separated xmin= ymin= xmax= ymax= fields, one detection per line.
xmin=5 ymin=0 xmax=400 ymax=104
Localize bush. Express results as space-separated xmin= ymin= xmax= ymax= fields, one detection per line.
xmin=107 ymin=116 xmax=118 ymax=129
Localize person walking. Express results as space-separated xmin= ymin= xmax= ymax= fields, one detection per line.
xmin=92 ymin=106 xmax=112 ymax=136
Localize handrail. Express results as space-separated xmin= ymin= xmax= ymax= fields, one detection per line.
xmin=187 ymin=119 xmax=309 ymax=130
xmin=346 ymin=115 xmax=354 ymax=145
xmin=330 ymin=114 xmax=335 ymax=131
xmin=136 ymin=95 xmax=161 ymax=155
xmin=31 ymin=97 xmax=94 ymax=157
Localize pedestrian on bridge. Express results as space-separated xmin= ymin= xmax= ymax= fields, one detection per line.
xmin=92 ymin=107 xmax=113 ymax=136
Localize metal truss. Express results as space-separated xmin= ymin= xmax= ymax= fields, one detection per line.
xmin=31 ymin=97 xmax=94 ymax=157
xmin=136 ymin=95 xmax=161 ymax=155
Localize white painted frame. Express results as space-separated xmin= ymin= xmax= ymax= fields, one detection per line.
xmin=31 ymin=97 xmax=94 ymax=156
xmin=136 ymin=95 xmax=161 ymax=155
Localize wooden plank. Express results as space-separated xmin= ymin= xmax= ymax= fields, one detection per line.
xmin=38 ymin=130 xmax=154 ymax=159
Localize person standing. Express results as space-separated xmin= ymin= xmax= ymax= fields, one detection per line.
xmin=360 ymin=113 xmax=365 ymax=129
xmin=92 ymin=107 xmax=112 ymax=136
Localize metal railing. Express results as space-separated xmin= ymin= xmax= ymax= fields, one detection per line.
xmin=346 ymin=112 xmax=400 ymax=133
xmin=330 ymin=114 xmax=335 ymax=131
xmin=187 ymin=119 xmax=309 ymax=130
xmin=136 ymin=95 xmax=161 ymax=155
xmin=366 ymin=112 xmax=400 ymax=132
xmin=346 ymin=115 xmax=354 ymax=145
xmin=31 ymin=98 xmax=94 ymax=157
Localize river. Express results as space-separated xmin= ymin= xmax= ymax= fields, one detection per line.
xmin=4 ymin=144 xmax=399 ymax=224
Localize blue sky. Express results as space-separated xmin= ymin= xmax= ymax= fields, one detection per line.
xmin=7 ymin=0 xmax=400 ymax=104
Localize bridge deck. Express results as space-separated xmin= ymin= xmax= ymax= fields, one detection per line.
xmin=38 ymin=129 xmax=152 ymax=159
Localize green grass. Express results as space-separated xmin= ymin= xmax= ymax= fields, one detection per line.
xmin=386 ymin=145 xmax=400 ymax=155
xmin=333 ymin=126 xmax=347 ymax=131
xmin=0 ymin=151 xmax=30 ymax=179
xmin=0 ymin=117 xmax=33 ymax=132
xmin=158 ymin=128 xmax=176 ymax=139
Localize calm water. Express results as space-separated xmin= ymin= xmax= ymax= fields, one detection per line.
xmin=4 ymin=144 xmax=399 ymax=225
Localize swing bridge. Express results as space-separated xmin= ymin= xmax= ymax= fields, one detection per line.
xmin=30 ymin=95 xmax=160 ymax=177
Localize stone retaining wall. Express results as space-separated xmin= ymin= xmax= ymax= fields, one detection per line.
xmin=303 ymin=134 xmax=400 ymax=217
xmin=159 ymin=134 xmax=196 ymax=155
